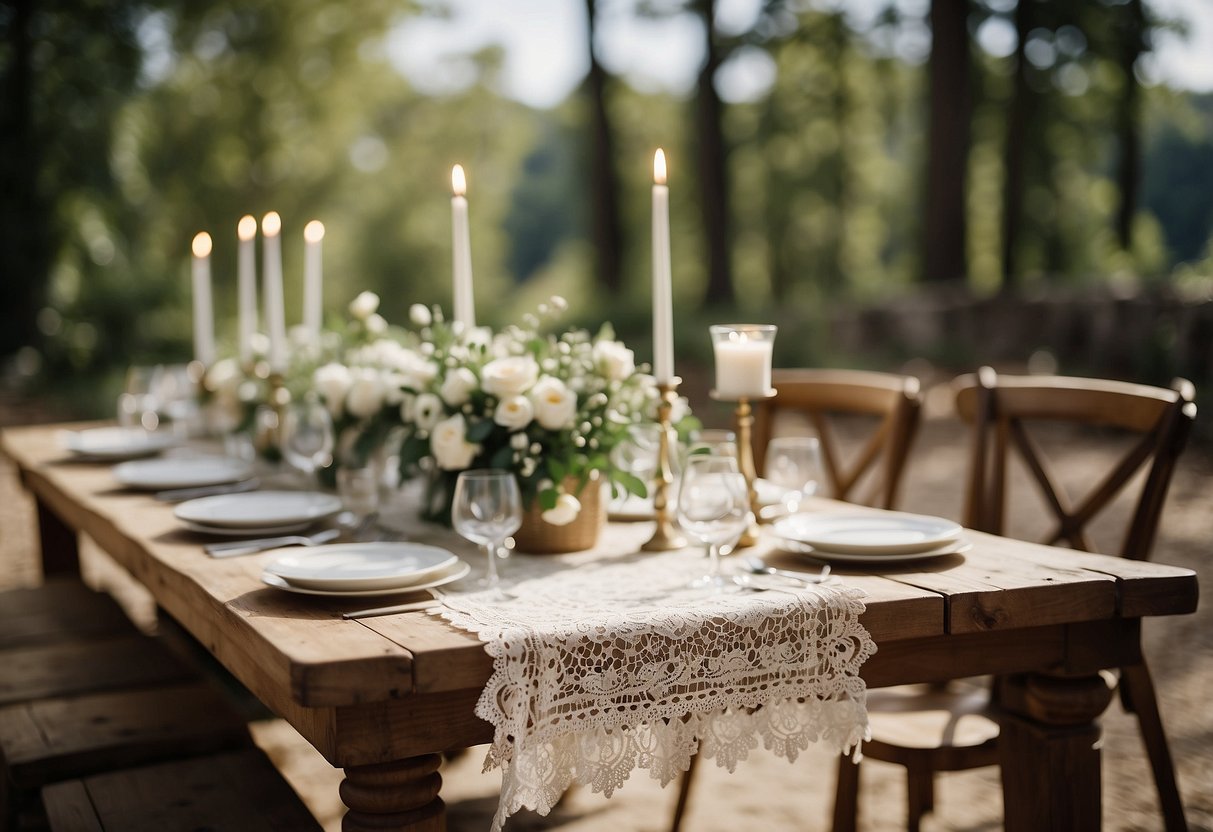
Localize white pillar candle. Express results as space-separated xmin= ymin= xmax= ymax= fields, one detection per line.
xmin=190 ymin=232 xmax=215 ymax=366
xmin=261 ymin=211 xmax=287 ymax=372
xmin=303 ymin=220 xmax=325 ymax=336
xmin=651 ymin=149 xmax=674 ymax=384
xmin=450 ymin=164 xmax=476 ymax=329
xmin=236 ymin=215 xmax=258 ymax=364
xmin=711 ymin=326 xmax=776 ymax=399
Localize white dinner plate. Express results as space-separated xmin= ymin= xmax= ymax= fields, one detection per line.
xmin=61 ymin=427 xmax=180 ymax=461
xmin=608 ymin=479 xmax=788 ymax=521
xmin=179 ymin=518 xmax=314 ymax=537
xmin=773 ymin=511 xmax=963 ymax=555
xmin=113 ymin=456 xmax=254 ymax=490
xmin=174 ymin=491 xmax=342 ymax=529
xmin=260 ymin=559 xmax=471 ymax=597
xmin=777 ymin=535 xmax=972 ymax=564
xmin=264 ymin=542 xmax=458 ymax=591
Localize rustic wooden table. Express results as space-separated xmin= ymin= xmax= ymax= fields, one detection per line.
xmin=2 ymin=423 xmax=1198 ymax=832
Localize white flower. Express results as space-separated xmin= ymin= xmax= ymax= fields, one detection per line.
xmin=205 ymin=358 xmax=242 ymax=394
xmin=510 ymin=431 xmax=529 ymax=450
xmin=288 ymin=324 xmax=312 ymax=348
xmin=482 ymin=355 xmax=540 ymax=398
xmin=494 ymin=395 xmax=534 ymax=431
xmin=365 ymin=313 xmax=388 ymax=334
xmin=531 ymin=376 xmax=577 ymax=430
xmin=440 ymin=367 xmax=478 ymax=406
xmin=413 ymin=393 xmax=444 ymax=430
xmin=381 ymin=372 xmax=407 ymax=406
xmin=593 ymin=340 xmax=635 ymax=381
xmin=430 ymin=413 xmax=479 ymax=471
xmin=249 ymin=332 xmax=271 ymax=356
xmin=349 ymin=291 xmax=380 ymax=321
xmin=670 ymin=395 xmax=690 ymax=425
xmin=541 ymin=493 xmax=580 ymax=526
xmin=346 ymin=368 xmax=385 ymax=419
xmin=400 ymin=393 xmax=416 ymax=423
xmin=313 ymin=363 xmax=353 ymax=417
xmin=409 ymin=303 xmax=432 ymax=326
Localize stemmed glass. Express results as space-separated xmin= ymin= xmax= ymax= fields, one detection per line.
xmin=764 ymin=436 xmax=824 ymax=515
xmin=610 ymin=423 xmax=664 ymax=509
xmin=280 ymin=396 xmax=335 ymax=481
xmin=117 ymin=366 xmax=163 ymax=431
xmin=452 ymin=469 xmax=522 ymax=595
xmin=676 ymin=455 xmax=750 ymax=593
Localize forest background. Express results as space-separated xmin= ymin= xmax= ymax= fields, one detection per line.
xmin=2 ymin=0 xmax=1211 ymax=415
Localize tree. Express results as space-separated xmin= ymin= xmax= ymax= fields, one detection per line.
xmin=692 ymin=0 xmax=735 ymax=305
xmin=1114 ymin=0 xmax=1146 ymax=251
xmin=583 ymin=0 xmax=624 ymax=293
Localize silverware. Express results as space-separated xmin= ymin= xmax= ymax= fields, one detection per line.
xmin=205 ymin=527 xmax=340 ymax=559
xmin=341 ymin=599 xmax=440 ymax=620
xmin=743 ymin=555 xmax=830 ymax=583
xmin=155 ymin=478 xmax=260 ymax=502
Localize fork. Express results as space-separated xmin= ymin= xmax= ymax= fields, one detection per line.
xmin=205 ymin=527 xmax=341 ymax=559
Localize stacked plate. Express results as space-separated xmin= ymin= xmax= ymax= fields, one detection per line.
xmin=773 ymin=511 xmax=970 ymax=564
xmin=260 ymin=542 xmax=470 ymax=597
xmin=174 ymin=491 xmax=342 ymax=537
xmin=113 ymin=456 xmax=253 ymax=491
xmin=61 ymin=427 xmax=180 ymax=461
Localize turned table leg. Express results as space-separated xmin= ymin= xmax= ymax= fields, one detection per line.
xmin=998 ymin=672 xmax=1116 ymax=832
xmin=36 ymin=500 xmax=80 ymax=576
xmin=341 ymin=754 xmax=444 ymax=831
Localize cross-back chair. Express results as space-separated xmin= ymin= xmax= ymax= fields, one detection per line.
xmin=752 ymin=368 xmax=924 ymax=509
xmin=834 ymin=366 xmax=1196 ymax=832
xmin=669 ymin=368 xmax=924 ymax=832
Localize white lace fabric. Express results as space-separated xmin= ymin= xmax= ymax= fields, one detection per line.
xmin=432 ymin=546 xmax=875 ymax=831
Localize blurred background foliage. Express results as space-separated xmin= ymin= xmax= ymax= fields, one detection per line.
xmin=1 ymin=0 xmax=1212 ymax=415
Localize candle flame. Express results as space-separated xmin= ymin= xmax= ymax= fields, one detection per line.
xmin=261 ymin=211 xmax=282 ymax=237
xmin=237 ymin=215 xmax=257 ymax=241
xmin=191 ymin=232 xmax=212 ymax=258
xmin=654 ymin=148 xmax=667 ymax=185
xmin=451 ymin=164 xmax=467 ymax=196
xmin=304 ymin=220 xmax=325 ymax=243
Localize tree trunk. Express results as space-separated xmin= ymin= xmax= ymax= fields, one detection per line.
xmin=1115 ymin=0 xmax=1144 ymax=251
xmin=584 ymin=0 xmax=623 ymax=293
xmin=1000 ymin=0 xmax=1033 ymax=289
xmin=923 ymin=0 xmax=971 ymax=283
xmin=694 ymin=0 xmax=734 ymax=306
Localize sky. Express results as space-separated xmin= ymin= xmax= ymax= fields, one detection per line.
xmin=386 ymin=0 xmax=1213 ymax=110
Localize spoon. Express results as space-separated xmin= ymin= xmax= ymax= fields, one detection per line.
xmin=743 ymin=555 xmax=830 ymax=584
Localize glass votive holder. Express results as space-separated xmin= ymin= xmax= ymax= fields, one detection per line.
xmin=709 ymin=324 xmax=777 ymax=400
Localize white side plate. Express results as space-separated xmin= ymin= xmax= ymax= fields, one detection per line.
xmin=264 ymin=542 xmax=458 ymax=591
xmin=261 ymin=559 xmax=470 ymax=597
xmin=175 ymin=491 xmax=342 ymax=529
xmin=62 ymin=427 xmax=180 ymax=460
xmin=774 ymin=511 xmax=963 ymax=555
xmin=113 ymin=456 xmax=253 ymax=490
xmin=778 ymin=536 xmax=973 ymax=563
xmin=179 ymin=518 xmax=314 ymax=537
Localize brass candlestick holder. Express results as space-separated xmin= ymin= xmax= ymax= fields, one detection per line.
xmin=255 ymin=371 xmax=291 ymax=456
xmin=642 ymin=378 xmax=687 ymax=552
xmin=710 ymin=388 xmax=777 ymax=548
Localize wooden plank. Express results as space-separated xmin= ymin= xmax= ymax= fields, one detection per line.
xmin=0 ymin=633 xmax=195 ymax=705
xmin=36 ymin=500 xmax=79 ymax=576
xmin=0 ymin=579 xmax=136 ymax=649
xmin=0 ymin=682 xmax=250 ymax=790
xmin=43 ymin=748 xmax=322 ymax=832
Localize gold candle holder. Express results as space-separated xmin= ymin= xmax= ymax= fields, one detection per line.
xmin=642 ymin=378 xmax=687 ymax=552
xmin=709 ymin=388 xmax=777 ymax=548
xmin=255 ymin=371 xmax=291 ymax=455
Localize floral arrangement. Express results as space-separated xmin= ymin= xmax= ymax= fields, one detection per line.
xmin=311 ymin=293 xmax=694 ymax=526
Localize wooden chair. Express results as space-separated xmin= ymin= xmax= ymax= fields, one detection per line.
xmin=669 ymin=369 xmax=924 ymax=832
xmin=752 ymin=369 xmax=923 ymax=508
xmin=833 ymin=367 xmax=1195 ymax=832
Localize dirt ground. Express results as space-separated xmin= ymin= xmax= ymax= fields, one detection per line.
xmin=2 ymin=392 xmax=1210 ymax=832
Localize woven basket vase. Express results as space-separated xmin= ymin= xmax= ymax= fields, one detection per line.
xmin=512 ymin=476 xmax=605 ymax=555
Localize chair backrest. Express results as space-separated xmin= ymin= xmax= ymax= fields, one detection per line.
xmin=753 ymin=368 xmax=923 ymax=509
xmin=954 ymin=366 xmax=1196 ymax=560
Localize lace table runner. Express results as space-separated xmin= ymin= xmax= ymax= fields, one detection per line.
xmin=431 ymin=543 xmax=875 ymax=831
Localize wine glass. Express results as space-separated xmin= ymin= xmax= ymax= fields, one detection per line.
xmin=452 ymin=469 xmax=522 ymax=594
xmin=610 ymin=423 xmax=663 ymax=509
xmin=686 ymin=428 xmax=738 ymax=460
xmin=764 ymin=436 xmax=825 ymax=514
xmin=117 ymin=366 xmax=163 ymax=431
xmin=676 ymin=455 xmax=750 ymax=593
xmin=280 ymin=396 xmax=335 ymax=480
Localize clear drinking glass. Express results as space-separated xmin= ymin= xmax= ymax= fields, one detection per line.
xmin=152 ymin=363 xmax=199 ymax=436
xmin=117 ymin=365 xmax=163 ymax=431
xmin=676 ymin=455 xmax=750 ymax=593
xmin=337 ymin=465 xmax=380 ymax=536
xmin=452 ymin=469 xmax=522 ymax=595
xmin=280 ymin=396 xmax=335 ymax=478
xmin=764 ymin=436 xmax=825 ymax=509
xmin=687 ymin=428 xmax=738 ymax=460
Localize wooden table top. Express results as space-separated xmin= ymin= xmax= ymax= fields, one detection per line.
xmin=2 ymin=422 xmax=1199 ymax=767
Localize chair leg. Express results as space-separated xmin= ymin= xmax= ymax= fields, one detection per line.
xmin=1120 ymin=663 xmax=1188 ymax=832
xmin=831 ymin=754 xmax=860 ymax=832
xmin=669 ymin=753 xmax=701 ymax=832
xmin=906 ymin=766 xmax=934 ymax=832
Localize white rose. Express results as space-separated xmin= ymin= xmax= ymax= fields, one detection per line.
xmin=541 ymin=493 xmax=580 ymax=526
xmin=205 ymin=358 xmax=241 ymax=394
xmin=409 ymin=303 xmax=432 ymax=326
xmin=593 ymin=340 xmax=635 ymax=381
xmin=440 ymin=367 xmax=478 ymax=406
xmin=365 ymin=313 xmax=388 ymax=334
xmin=531 ymin=376 xmax=577 ymax=431
xmin=413 ymin=393 xmax=444 ymax=430
xmin=349 ymin=291 xmax=380 ymax=321
xmin=381 ymin=372 xmax=406 ymax=406
xmin=399 ymin=393 xmax=416 ymax=423
xmin=396 ymin=350 xmax=439 ymax=391
xmin=249 ymin=332 xmax=271 ymax=357
xmin=313 ymin=363 xmax=353 ymax=417
xmin=430 ymin=413 xmax=479 ymax=471
xmin=494 ymin=395 xmax=534 ymax=431
xmin=510 ymin=431 xmax=529 ymax=450
xmin=482 ymin=355 xmax=539 ymax=398
xmin=345 ymin=368 xmax=385 ymax=419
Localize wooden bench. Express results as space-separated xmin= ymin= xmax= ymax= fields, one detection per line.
xmin=42 ymin=747 xmax=323 ymax=831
